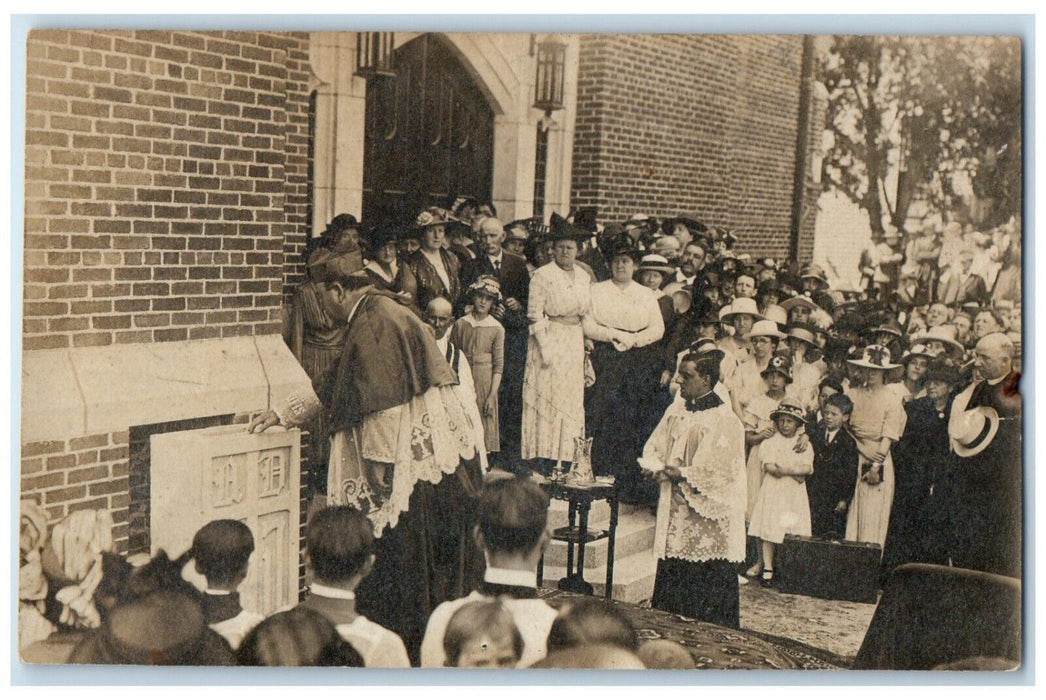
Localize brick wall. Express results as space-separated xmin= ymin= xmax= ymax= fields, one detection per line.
xmin=21 ymin=431 xmax=131 ymax=552
xmin=23 ymin=30 xmax=312 ymax=351
xmin=571 ymin=34 xmax=822 ymax=259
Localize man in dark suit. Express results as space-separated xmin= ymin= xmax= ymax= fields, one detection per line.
xmin=464 ymin=216 xmax=531 ymax=472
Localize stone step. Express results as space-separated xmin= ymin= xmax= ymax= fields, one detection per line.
xmin=543 ymin=509 xmax=656 ymax=569
xmin=545 ymin=498 xmax=651 ymax=531
xmin=541 ymin=549 xmax=658 ymax=604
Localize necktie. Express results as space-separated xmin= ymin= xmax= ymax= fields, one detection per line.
xmin=494 ymin=259 xmax=500 ymax=273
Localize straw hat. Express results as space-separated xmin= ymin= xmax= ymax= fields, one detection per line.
xmin=637 ymin=253 xmax=675 ymax=276
xmin=687 ymin=338 xmax=725 ymax=363
xmin=913 ymin=325 xmax=965 ymax=355
xmin=847 ymin=344 xmax=901 ymax=370
xmin=900 ymin=343 xmax=938 ymax=365
xmin=949 ymin=406 xmax=1000 ymax=458
xmin=762 ymin=304 xmax=788 ymax=329
xmin=413 ymin=206 xmax=459 ymax=230
xmin=467 ymin=275 xmax=503 ymax=301
xmin=770 ymin=397 xmax=807 ymax=424
xmin=780 ymin=294 xmax=821 ymax=314
xmin=799 ymin=263 xmax=829 ymax=287
xmin=748 ymin=319 xmax=786 ymax=339
xmin=719 ymin=297 xmax=763 ymax=323
xmin=787 ymin=323 xmax=819 ymax=347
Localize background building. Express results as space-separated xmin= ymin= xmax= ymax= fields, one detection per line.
xmin=20 ymin=29 xmax=823 ymax=552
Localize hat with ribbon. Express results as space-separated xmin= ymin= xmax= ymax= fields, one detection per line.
xmin=900 ymin=343 xmax=938 ymax=365
xmin=637 ymin=253 xmax=675 ymax=276
xmin=787 ymin=323 xmax=820 ymax=348
xmin=687 ymin=337 xmax=726 ymax=363
xmin=468 ymin=274 xmax=502 ymax=301
xmin=949 ymin=405 xmax=1000 ymax=458
xmin=762 ymin=352 xmax=794 ymax=382
xmin=847 ymin=344 xmax=901 ymax=370
xmin=770 ymin=396 xmax=806 ymax=423
xmin=414 ymin=206 xmax=459 ymax=230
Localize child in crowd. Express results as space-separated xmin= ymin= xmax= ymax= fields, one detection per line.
xmin=238 ymin=607 xmax=364 ymax=667
xmin=451 ymin=275 xmax=506 ymax=461
xmin=187 ymin=519 xmax=264 ymax=650
xmin=742 ymin=353 xmax=792 ymax=522
xmin=442 ymin=600 xmax=523 ymax=668
xmin=298 ymin=506 xmax=410 ymax=668
xmin=421 ymin=475 xmax=557 ymax=668
xmin=746 ymin=398 xmax=814 ymax=586
xmin=806 ymin=393 xmax=859 ymax=539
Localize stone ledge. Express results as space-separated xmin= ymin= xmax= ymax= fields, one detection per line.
xmin=20 ymin=335 xmax=315 ymax=444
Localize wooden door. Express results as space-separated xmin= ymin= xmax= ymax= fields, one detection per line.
xmin=362 ymin=34 xmax=495 ymax=225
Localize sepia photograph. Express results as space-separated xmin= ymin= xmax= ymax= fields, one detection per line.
xmin=14 ymin=16 xmax=1025 ymax=677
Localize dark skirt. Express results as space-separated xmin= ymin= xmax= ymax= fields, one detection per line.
xmin=355 ymin=455 xmax=484 ymax=666
xmin=651 ymin=557 xmax=740 ymax=629
xmin=585 ymin=342 xmax=664 ymax=499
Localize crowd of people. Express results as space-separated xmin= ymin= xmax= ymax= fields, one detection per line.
xmin=19 ymin=200 xmax=1022 ymax=668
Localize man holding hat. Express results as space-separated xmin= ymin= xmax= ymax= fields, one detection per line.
xmin=948 ymin=332 xmax=1021 ymax=577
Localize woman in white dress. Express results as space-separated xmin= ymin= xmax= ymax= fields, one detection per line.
xmin=844 ymin=345 xmax=908 ymax=550
xmin=521 ymin=214 xmax=626 ymax=471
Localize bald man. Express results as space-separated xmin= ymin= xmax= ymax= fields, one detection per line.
xmin=463 ymin=217 xmax=530 ymax=471
xmin=948 ymin=332 xmax=1022 ymax=577
xmin=425 ymin=297 xmax=488 ymax=474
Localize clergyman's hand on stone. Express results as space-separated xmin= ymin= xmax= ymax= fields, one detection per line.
xmin=248 ymin=410 xmax=281 ymax=434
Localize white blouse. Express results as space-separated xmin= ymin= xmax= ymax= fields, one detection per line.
xmin=589 ymin=280 xmax=665 ymax=348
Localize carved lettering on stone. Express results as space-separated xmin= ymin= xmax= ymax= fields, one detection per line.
xmin=210 ymin=453 xmax=247 ymax=508
xmin=258 ymin=448 xmax=290 ymax=499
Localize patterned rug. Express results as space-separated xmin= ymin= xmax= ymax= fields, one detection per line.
xmin=539 ymin=589 xmax=851 ymax=670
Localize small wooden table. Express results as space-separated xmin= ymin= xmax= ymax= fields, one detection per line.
xmin=536 ymin=476 xmax=619 ymax=599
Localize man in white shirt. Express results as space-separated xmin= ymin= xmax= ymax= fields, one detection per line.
xmin=421 ymin=476 xmax=558 ymax=668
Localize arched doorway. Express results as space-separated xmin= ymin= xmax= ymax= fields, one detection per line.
xmin=362 ymin=34 xmax=495 ymax=225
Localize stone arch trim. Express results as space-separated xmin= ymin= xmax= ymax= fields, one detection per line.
xmin=434 ymin=33 xmax=521 ymax=118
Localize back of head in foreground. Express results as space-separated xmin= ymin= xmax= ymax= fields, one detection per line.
xmin=546 ymin=598 xmax=639 ymax=655
xmin=238 ymin=607 xmax=365 ymax=667
xmin=529 ymin=644 xmax=646 ymax=669
xmin=306 ymin=506 xmax=375 ymax=585
xmin=442 ymin=599 xmax=524 ymax=668
xmin=476 ymin=475 xmax=550 ymax=559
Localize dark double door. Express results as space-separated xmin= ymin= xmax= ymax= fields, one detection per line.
xmin=362 ymin=34 xmax=495 ymax=226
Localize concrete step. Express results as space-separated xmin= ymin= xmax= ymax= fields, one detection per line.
xmin=543 ymin=509 xmax=656 ymax=569
xmin=541 ymin=549 xmax=658 ymax=604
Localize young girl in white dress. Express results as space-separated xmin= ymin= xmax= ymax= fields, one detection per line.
xmin=746 ymin=397 xmax=814 ymax=587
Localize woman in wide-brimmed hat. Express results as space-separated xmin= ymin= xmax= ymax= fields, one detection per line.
xmin=844 ymin=344 xmax=907 ymax=550
xmin=732 ymin=319 xmax=784 ymax=414
xmin=785 ymin=322 xmax=826 ymax=413
xmin=881 ymin=358 xmax=963 ymax=580
xmin=717 ymin=297 xmax=764 ymax=362
xmin=587 ymin=236 xmax=667 ymax=503
xmin=398 ymin=206 xmax=465 ymax=313
xmin=912 ymin=324 xmax=965 ymax=360
xmin=521 ymin=213 xmax=626 ymax=471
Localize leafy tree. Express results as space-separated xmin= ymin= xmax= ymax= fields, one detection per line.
xmin=818 ymin=35 xmax=1021 ymax=234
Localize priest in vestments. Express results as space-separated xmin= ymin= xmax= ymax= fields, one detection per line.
xmin=640 ymin=351 xmax=747 ymax=628
xmin=251 ymin=245 xmax=483 ymax=665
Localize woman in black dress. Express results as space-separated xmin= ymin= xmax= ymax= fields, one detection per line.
xmin=880 ymin=359 xmax=962 ymax=583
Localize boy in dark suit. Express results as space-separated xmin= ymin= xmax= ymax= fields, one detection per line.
xmin=807 ymin=392 xmax=859 ymax=540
